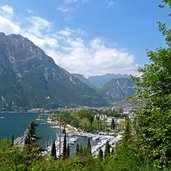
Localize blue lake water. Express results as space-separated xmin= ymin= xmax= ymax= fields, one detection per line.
xmin=0 ymin=112 xmax=40 ymax=140
xmin=0 ymin=112 xmax=95 ymax=154
xmin=0 ymin=112 xmax=60 ymax=147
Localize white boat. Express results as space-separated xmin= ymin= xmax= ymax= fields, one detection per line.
xmin=68 ymin=136 xmax=78 ymax=145
xmin=92 ymin=136 xmax=99 ymax=141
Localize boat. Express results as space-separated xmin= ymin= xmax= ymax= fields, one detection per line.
xmin=68 ymin=136 xmax=78 ymax=145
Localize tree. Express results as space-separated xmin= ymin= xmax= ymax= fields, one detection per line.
xmin=110 ymin=118 xmax=115 ymax=130
xmin=80 ymin=118 xmax=91 ymax=130
xmin=62 ymin=129 xmax=67 ymax=159
xmin=79 ymin=144 xmax=83 ymax=154
xmin=0 ymin=139 xmax=26 ymax=170
xmin=87 ymin=138 xmax=91 ymax=155
xmin=66 ymin=143 xmax=70 ymax=158
xmin=11 ymin=135 xmax=14 ymax=146
xmin=104 ymin=141 xmax=110 ymax=158
xmin=23 ymin=121 xmax=42 ymax=164
xmin=76 ymin=143 xmax=80 ymax=155
xmin=132 ymin=4 xmax=171 ymax=167
xmin=51 ymin=140 xmax=56 ymax=159
xmin=98 ymin=149 xmax=103 ymax=160
xmin=123 ymin=116 xmax=131 ymax=142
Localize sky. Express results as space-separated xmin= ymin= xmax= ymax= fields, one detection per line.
xmin=0 ymin=0 xmax=170 ymax=77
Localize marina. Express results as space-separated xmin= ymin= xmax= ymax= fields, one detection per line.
xmin=44 ymin=131 xmax=122 ymax=158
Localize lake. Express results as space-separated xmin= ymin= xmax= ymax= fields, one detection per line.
xmin=0 ymin=112 xmax=61 ymax=146
xmin=0 ymin=112 xmax=40 ymax=140
xmin=0 ymin=112 xmax=95 ymax=155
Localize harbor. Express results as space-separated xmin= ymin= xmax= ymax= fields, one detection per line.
xmin=44 ymin=131 xmax=123 ymax=158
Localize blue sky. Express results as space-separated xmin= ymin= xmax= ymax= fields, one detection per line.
xmin=0 ymin=0 xmax=170 ymax=77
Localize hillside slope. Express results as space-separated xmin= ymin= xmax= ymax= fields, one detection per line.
xmin=0 ymin=33 xmax=107 ymax=111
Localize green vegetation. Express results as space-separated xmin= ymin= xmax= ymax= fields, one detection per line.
xmin=23 ymin=121 xmax=43 ymax=165
xmin=98 ymin=148 xmax=103 ymax=160
xmin=49 ymin=108 xmax=124 ymax=134
xmin=87 ymin=138 xmax=91 ymax=155
xmin=104 ymin=140 xmax=110 ymax=158
xmin=0 ymin=137 xmax=170 ymax=170
xmin=63 ymin=129 xmax=67 ymax=159
xmin=99 ymin=78 xmax=134 ymax=103
xmin=51 ymin=140 xmax=57 ymax=159
xmin=130 ymin=1 xmax=171 ymax=168
xmin=110 ymin=118 xmax=115 ymax=130
xmin=0 ymin=1 xmax=171 ymax=170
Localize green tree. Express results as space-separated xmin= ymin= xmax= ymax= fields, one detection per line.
xmin=78 ymin=109 xmax=92 ymax=122
xmin=98 ymin=149 xmax=103 ymax=160
xmin=132 ymin=4 xmax=171 ymax=166
xmin=104 ymin=140 xmax=110 ymax=158
xmin=0 ymin=139 xmax=26 ymax=170
xmin=110 ymin=118 xmax=115 ymax=130
xmin=66 ymin=143 xmax=70 ymax=158
xmin=51 ymin=140 xmax=56 ymax=159
xmin=76 ymin=143 xmax=80 ymax=155
xmin=123 ymin=116 xmax=131 ymax=142
xmin=80 ymin=117 xmax=91 ymax=130
xmin=63 ymin=129 xmax=67 ymax=159
xmin=79 ymin=144 xmax=83 ymax=154
xmin=11 ymin=135 xmax=14 ymax=146
xmin=87 ymin=138 xmax=91 ymax=155
xmin=23 ymin=121 xmax=42 ymax=162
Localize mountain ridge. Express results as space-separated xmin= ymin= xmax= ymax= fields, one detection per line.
xmin=88 ymin=73 xmax=130 ymax=88
xmin=99 ymin=78 xmax=134 ymax=104
xmin=0 ymin=33 xmax=107 ymax=111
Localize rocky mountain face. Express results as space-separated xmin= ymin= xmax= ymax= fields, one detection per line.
xmin=0 ymin=33 xmax=107 ymax=111
xmin=88 ymin=73 xmax=130 ymax=89
xmin=99 ymin=78 xmax=134 ymax=103
xmin=71 ymin=73 xmax=135 ymax=103
xmin=72 ymin=74 xmax=95 ymax=89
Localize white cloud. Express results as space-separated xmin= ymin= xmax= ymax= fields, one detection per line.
xmin=1 ymin=5 xmax=14 ymax=17
xmin=0 ymin=4 xmax=138 ymax=77
xmin=58 ymin=28 xmax=73 ymax=36
xmin=57 ymin=0 xmax=88 ymax=13
xmin=27 ymin=9 xmax=34 ymax=14
xmin=52 ymin=37 xmax=137 ymax=77
xmin=25 ymin=16 xmax=51 ymax=36
xmin=0 ymin=16 xmax=20 ymax=34
xmin=57 ymin=5 xmax=70 ymax=13
xmin=21 ymin=16 xmax=59 ymax=51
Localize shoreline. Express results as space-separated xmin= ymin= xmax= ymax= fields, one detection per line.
xmin=47 ymin=120 xmax=81 ymax=134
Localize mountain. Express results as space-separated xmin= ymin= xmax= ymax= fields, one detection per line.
xmin=0 ymin=33 xmax=107 ymax=111
xmin=99 ymin=78 xmax=134 ymax=103
xmin=88 ymin=73 xmax=130 ymax=89
xmin=72 ymin=74 xmax=94 ymax=89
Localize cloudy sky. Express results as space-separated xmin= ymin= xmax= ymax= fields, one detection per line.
xmin=0 ymin=0 xmax=170 ymax=77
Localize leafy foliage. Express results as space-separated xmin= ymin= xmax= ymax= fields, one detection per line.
xmin=110 ymin=118 xmax=115 ymax=130
xmin=23 ymin=121 xmax=42 ymax=164
xmin=132 ymin=10 xmax=171 ymax=168
xmin=63 ymin=130 xmax=67 ymax=159
xmin=104 ymin=140 xmax=110 ymax=158
xmin=51 ymin=140 xmax=57 ymax=159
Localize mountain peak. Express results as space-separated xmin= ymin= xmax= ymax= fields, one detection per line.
xmin=0 ymin=33 xmax=107 ymax=111
xmin=88 ymin=73 xmax=130 ymax=88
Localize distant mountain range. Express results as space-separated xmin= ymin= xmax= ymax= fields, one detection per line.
xmin=72 ymin=74 xmax=134 ymax=104
xmin=0 ymin=33 xmax=107 ymax=111
xmin=99 ymin=78 xmax=134 ymax=103
xmin=72 ymin=74 xmax=94 ymax=89
xmin=88 ymin=73 xmax=130 ymax=88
